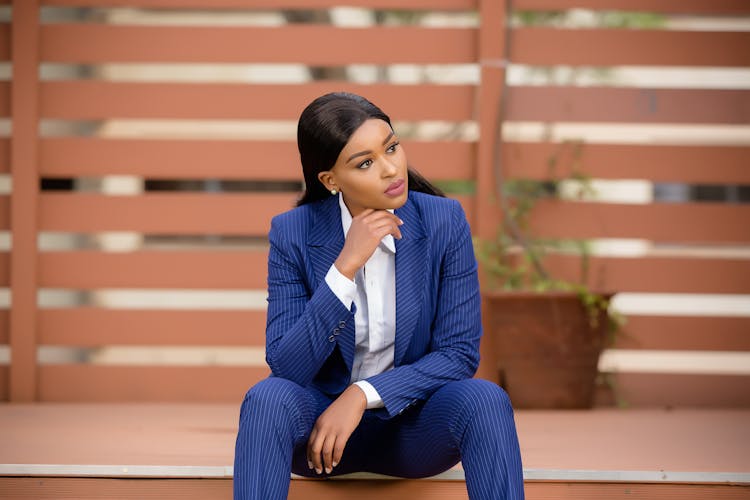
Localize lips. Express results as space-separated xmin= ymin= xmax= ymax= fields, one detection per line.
xmin=385 ymin=179 xmax=405 ymax=196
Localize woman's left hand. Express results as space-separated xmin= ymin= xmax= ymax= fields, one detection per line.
xmin=307 ymin=384 xmax=367 ymax=475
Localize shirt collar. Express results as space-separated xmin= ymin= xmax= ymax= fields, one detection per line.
xmin=339 ymin=192 xmax=396 ymax=254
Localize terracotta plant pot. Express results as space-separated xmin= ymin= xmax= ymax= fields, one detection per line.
xmin=482 ymin=290 xmax=613 ymax=409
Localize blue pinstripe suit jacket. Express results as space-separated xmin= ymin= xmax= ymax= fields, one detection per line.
xmin=264 ymin=190 xmax=482 ymax=419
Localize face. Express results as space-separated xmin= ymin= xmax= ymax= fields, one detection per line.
xmin=317 ymin=118 xmax=408 ymax=217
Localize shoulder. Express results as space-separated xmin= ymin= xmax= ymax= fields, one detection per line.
xmin=268 ymin=201 xmax=315 ymax=242
xmin=408 ymin=191 xmax=469 ymax=240
xmin=269 ymin=195 xmax=340 ymax=247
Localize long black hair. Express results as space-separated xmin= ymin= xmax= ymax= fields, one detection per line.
xmin=296 ymin=92 xmax=444 ymax=206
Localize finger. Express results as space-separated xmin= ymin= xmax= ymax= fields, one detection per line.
xmin=363 ymin=210 xmax=402 ymax=224
xmin=391 ymin=223 xmax=403 ymax=240
xmin=306 ymin=428 xmax=317 ymax=471
xmin=309 ymin=431 xmax=324 ymax=474
xmin=332 ymin=434 xmax=348 ymax=470
xmin=352 ymin=208 xmax=375 ymax=221
xmin=322 ymin=434 xmax=336 ymax=474
xmin=372 ymin=221 xmax=402 ymax=240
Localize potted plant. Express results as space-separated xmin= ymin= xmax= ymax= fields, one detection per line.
xmin=474 ymin=140 xmax=627 ymax=409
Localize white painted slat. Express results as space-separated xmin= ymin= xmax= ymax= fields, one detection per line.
xmin=1 ymin=464 xmax=748 ymax=484
xmin=599 ymin=350 xmax=750 ymax=375
xmin=611 ymin=293 xmax=750 ymax=317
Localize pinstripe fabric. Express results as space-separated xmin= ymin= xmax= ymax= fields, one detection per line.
xmin=234 ymin=192 xmax=524 ymax=499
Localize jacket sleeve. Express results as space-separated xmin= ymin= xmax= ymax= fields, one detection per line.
xmin=264 ymin=216 xmax=356 ymax=386
xmin=365 ymin=200 xmax=482 ymax=419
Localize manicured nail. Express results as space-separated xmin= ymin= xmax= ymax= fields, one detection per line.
xmin=398 ymin=218 xmax=404 ymax=225
xmin=325 ymin=466 xmax=332 ymax=474
xmin=315 ymin=467 xmax=322 ymax=474
xmin=307 ymin=460 xmax=313 ymax=470
xmin=332 ymin=461 xmax=338 ymax=468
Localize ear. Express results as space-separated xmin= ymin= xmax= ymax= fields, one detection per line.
xmin=317 ymin=171 xmax=337 ymax=192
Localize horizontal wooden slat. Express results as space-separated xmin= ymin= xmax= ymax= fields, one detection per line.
xmin=0 ymin=24 xmax=8 ymax=62
xmin=599 ymin=373 xmax=750 ymax=408
xmin=0 ymin=198 xmax=7 ymax=230
xmin=40 ymin=250 xmax=750 ymax=293
xmin=34 ymin=251 xmax=750 ymax=338
xmin=0 ymin=478 xmax=235 ymax=500
xmin=507 ymin=87 xmax=750 ymax=124
xmin=39 ymin=193 xmax=296 ymax=234
xmin=613 ymin=316 xmax=750 ymax=352
xmin=39 ymin=309 xmax=267 ymax=346
xmin=38 ymin=365 xmax=269 ymax=402
xmin=3 ymin=479 xmax=749 ymax=500
xmin=515 ymin=0 xmax=750 ymax=14
xmin=512 ymin=29 xmax=750 ymax=67
xmin=0 ymin=139 xmax=9 ymax=174
xmin=36 ymin=310 xmax=750 ymax=352
xmin=41 ymin=0 xmax=476 ymax=8
xmin=0 ymin=82 xmax=9 ymax=118
xmin=41 ymin=24 xmax=475 ymax=64
xmin=503 ymin=143 xmax=750 ymax=184
xmin=39 ymin=251 xmax=268 ymax=288
xmin=0 ymin=253 xmax=6 ymax=286
xmin=40 ymin=82 xmax=474 ymax=121
xmin=528 ymin=201 xmax=750 ymax=243
xmin=38 ymin=0 xmax=750 ymax=14
xmin=40 ymin=138 xmax=474 ymax=181
xmin=541 ymin=254 xmax=750 ymax=294
xmin=0 ymin=367 xmax=6 ymax=402
xmin=0 ymin=311 xmax=7 ymax=344
xmin=39 ymin=193 xmax=475 ymax=235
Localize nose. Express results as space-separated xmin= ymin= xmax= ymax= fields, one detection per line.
xmin=381 ymin=156 xmax=398 ymax=177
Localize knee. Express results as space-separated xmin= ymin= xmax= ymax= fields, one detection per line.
xmin=239 ymin=377 xmax=302 ymax=424
xmin=448 ymin=379 xmax=514 ymax=420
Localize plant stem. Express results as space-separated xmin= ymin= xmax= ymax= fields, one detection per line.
xmin=493 ymin=0 xmax=549 ymax=281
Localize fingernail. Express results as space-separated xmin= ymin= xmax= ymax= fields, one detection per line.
xmin=307 ymin=460 xmax=313 ymax=470
xmin=315 ymin=467 xmax=322 ymax=474
xmin=398 ymin=218 xmax=404 ymax=225
xmin=332 ymin=461 xmax=338 ymax=468
xmin=325 ymin=466 xmax=332 ymax=474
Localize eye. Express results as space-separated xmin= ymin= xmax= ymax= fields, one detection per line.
xmin=357 ymin=158 xmax=373 ymax=169
xmin=386 ymin=142 xmax=400 ymax=153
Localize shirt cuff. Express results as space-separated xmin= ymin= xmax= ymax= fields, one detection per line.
xmin=353 ymin=380 xmax=384 ymax=409
xmin=324 ymin=264 xmax=357 ymax=310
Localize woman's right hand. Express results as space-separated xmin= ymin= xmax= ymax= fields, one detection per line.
xmin=334 ymin=209 xmax=403 ymax=280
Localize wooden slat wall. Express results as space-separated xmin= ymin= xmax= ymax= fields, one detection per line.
xmin=4 ymin=0 xmax=749 ymax=405
xmin=9 ymin=0 xmax=481 ymax=403
xmin=507 ymin=2 xmax=750 ymax=407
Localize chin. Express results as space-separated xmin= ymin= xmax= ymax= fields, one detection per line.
xmin=382 ymin=191 xmax=408 ymax=209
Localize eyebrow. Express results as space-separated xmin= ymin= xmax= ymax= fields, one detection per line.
xmin=346 ymin=131 xmax=396 ymax=164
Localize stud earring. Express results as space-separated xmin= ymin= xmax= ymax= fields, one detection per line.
xmin=331 ymin=189 xmax=338 ymax=195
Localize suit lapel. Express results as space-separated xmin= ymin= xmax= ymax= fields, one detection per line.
xmin=393 ymin=195 xmax=427 ymax=366
xmin=307 ymin=195 xmax=345 ymax=287
xmin=306 ymin=196 xmax=356 ymax=371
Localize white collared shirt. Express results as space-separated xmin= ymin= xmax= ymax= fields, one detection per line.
xmin=324 ymin=193 xmax=396 ymax=409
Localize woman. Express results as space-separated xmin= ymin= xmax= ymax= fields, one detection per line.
xmin=234 ymin=92 xmax=524 ymax=499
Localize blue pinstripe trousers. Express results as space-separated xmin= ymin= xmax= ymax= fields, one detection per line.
xmin=233 ymin=377 xmax=525 ymax=499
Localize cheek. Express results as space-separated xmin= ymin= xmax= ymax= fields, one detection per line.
xmin=396 ymin=150 xmax=408 ymax=168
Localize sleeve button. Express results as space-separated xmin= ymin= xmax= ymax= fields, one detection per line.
xmin=328 ymin=335 xmax=335 ymax=342
xmin=338 ymin=321 xmax=346 ymax=328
